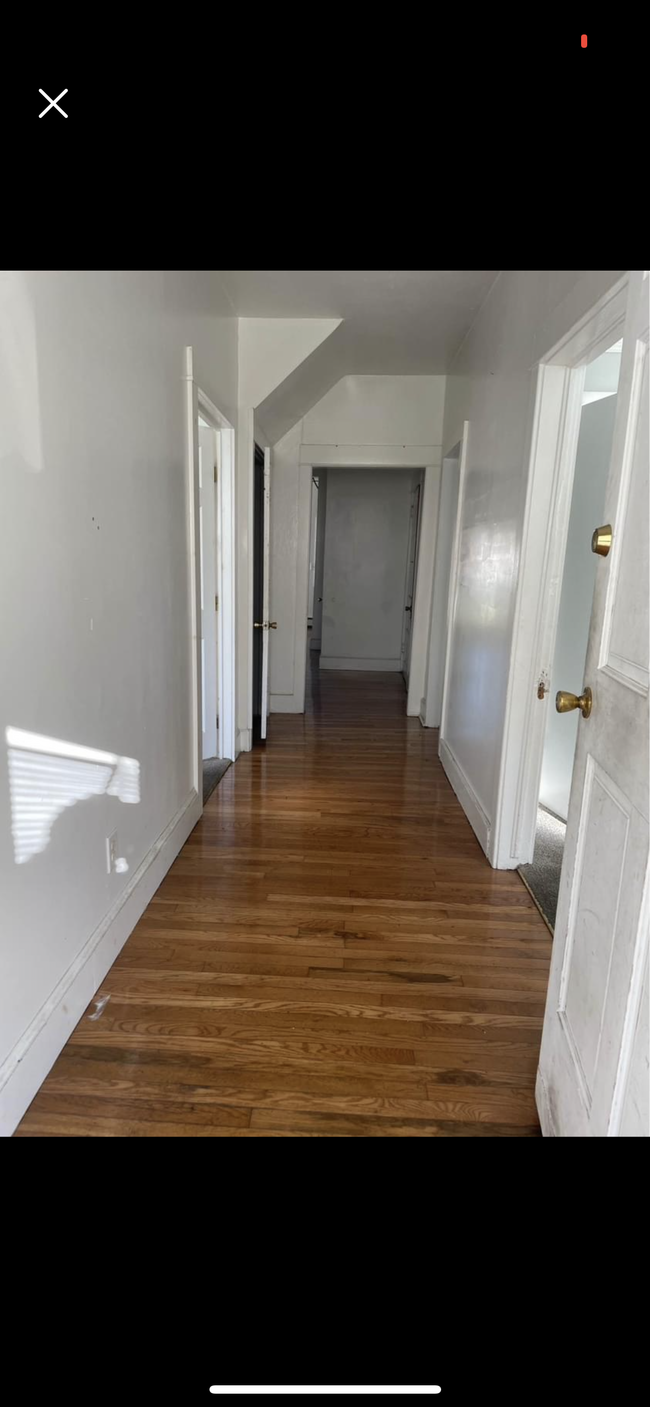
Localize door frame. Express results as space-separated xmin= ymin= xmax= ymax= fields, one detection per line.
xmin=439 ymin=422 xmax=470 ymax=747
xmin=400 ymin=477 xmax=422 ymax=681
xmin=489 ymin=277 xmax=628 ymax=869
xmin=251 ymin=443 xmax=266 ymax=744
xmin=198 ymin=421 xmax=219 ymax=760
xmin=291 ymin=454 xmax=440 ymax=718
xmin=184 ymin=347 xmax=236 ymax=804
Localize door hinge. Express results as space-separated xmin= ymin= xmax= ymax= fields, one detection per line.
xmin=214 ymin=465 xmax=217 ymax=483
xmin=215 ymin=595 xmax=219 ymax=611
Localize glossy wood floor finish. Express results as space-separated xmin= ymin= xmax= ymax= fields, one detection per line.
xmin=15 ymin=663 xmax=552 ymax=1137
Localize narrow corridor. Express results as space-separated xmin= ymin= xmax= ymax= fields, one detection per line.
xmin=16 ymin=667 xmax=552 ymax=1136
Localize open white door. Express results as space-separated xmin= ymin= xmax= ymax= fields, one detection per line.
xmin=260 ymin=447 xmax=272 ymax=740
xmin=537 ymin=271 xmax=649 ymax=1137
xmin=199 ymin=424 xmax=218 ymax=760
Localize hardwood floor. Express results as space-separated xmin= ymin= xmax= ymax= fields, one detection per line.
xmin=15 ymin=661 xmax=552 ymax=1137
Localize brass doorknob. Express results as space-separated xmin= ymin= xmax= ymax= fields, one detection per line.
xmin=556 ymin=686 xmax=592 ymax=719
xmin=591 ymin=524 xmax=612 ymax=557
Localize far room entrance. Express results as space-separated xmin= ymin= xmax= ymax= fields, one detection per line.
xmin=306 ymin=465 xmax=425 ymax=702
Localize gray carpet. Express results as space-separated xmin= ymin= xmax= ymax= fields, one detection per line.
xmin=202 ymin=757 xmax=231 ymax=804
xmin=518 ymin=806 xmax=566 ymax=932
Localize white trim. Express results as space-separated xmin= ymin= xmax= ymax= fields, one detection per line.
xmin=439 ymin=737 xmax=490 ymax=853
xmin=491 ymin=363 xmax=585 ymax=867
xmin=217 ymin=425 xmax=236 ymax=760
xmin=489 ymin=282 xmax=628 ymax=869
xmin=406 ymin=466 xmax=441 ymax=716
xmin=291 ymin=463 xmax=313 ymax=715
xmin=439 ymin=423 xmax=469 ymax=746
xmin=197 ymin=384 xmax=232 ymax=431
xmin=300 ymin=443 xmax=441 ymax=468
xmin=186 ymin=350 xmax=237 ymax=768
xmin=0 ymin=789 xmax=201 ymax=1137
xmin=183 ymin=348 xmax=202 ymax=798
xmin=247 ymin=413 xmax=256 ymax=740
xmin=260 ymin=447 xmax=271 ymax=739
xmin=544 ymin=276 xmax=629 ymax=366
xmin=320 ymin=656 xmax=404 ymax=672
xmin=237 ymin=727 xmax=252 ymax=754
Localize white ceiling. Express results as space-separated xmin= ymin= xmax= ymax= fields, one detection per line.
xmin=218 ymin=271 xmax=499 ymax=442
xmin=220 ymin=270 xmax=498 ymax=371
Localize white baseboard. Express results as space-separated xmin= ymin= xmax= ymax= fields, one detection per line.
xmin=236 ymin=728 xmax=252 ymax=754
xmin=439 ymin=737 xmax=491 ymax=857
xmin=270 ymin=695 xmax=304 ymax=714
xmin=319 ymin=656 xmax=402 ymax=671
xmin=0 ymin=789 xmax=201 ymax=1137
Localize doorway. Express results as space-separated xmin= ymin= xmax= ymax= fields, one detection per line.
xmin=252 ymin=445 xmax=264 ymax=744
xmin=422 ymin=440 xmax=462 ymax=730
xmin=252 ymin=443 xmax=273 ymax=744
xmin=491 ymin=277 xmax=629 ymax=874
xmin=401 ymin=480 xmax=422 ymax=688
xmin=185 ymin=354 xmax=236 ymax=807
xmin=314 ymin=466 xmax=424 ymax=682
xmin=199 ymin=419 xmax=219 ymax=764
xmin=518 ymin=341 xmax=623 ymax=927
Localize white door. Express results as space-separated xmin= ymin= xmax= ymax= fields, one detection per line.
xmin=260 ymin=447 xmax=272 ymax=740
xmin=401 ymin=482 xmax=421 ymax=685
xmin=537 ymin=271 xmax=649 ymax=1137
xmin=199 ymin=424 xmax=218 ymax=760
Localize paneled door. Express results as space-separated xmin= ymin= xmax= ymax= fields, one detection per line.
xmin=537 ymin=271 xmax=649 ymax=1136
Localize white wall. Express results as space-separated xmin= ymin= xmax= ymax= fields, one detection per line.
xmin=303 ymin=374 xmax=446 ymax=445
xmin=440 ymin=270 xmax=625 ymax=858
xmin=539 ymin=393 xmax=618 ymax=818
xmin=423 ymin=449 xmax=460 ymax=727
xmin=320 ymin=469 xmax=415 ymax=670
xmin=0 ymin=269 xmax=238 ymax=1133
xmin=268 ymin=422 xmax=310 ymax=711
xmin=269 ymin=375 xmax=445 ymax=710
xmin=237 ymin=320 xmax=340 ymax=749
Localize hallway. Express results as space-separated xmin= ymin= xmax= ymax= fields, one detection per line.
xmin=15 ymin=668 xmax=552 ymax=1137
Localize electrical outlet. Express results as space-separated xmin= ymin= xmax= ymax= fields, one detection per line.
xmin=106 ymin=831 xmax=118 ymax=875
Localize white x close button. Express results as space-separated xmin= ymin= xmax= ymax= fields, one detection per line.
xmin=39 ymin=89 xmax=68 ymax=118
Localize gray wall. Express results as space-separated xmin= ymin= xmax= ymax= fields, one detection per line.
xmin=320 ymin=468 xmax=414 ymax=670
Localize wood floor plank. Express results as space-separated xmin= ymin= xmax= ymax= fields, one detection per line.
xmin=14 ymin=663 xmax=551 ymax=1137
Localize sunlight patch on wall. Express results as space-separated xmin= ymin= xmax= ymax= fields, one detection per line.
xmin=5 ymin=726 xmax=140 ymax=864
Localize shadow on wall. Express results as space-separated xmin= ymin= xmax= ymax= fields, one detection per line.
xmin=5 ymin=726 xmax=140 ymax=867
